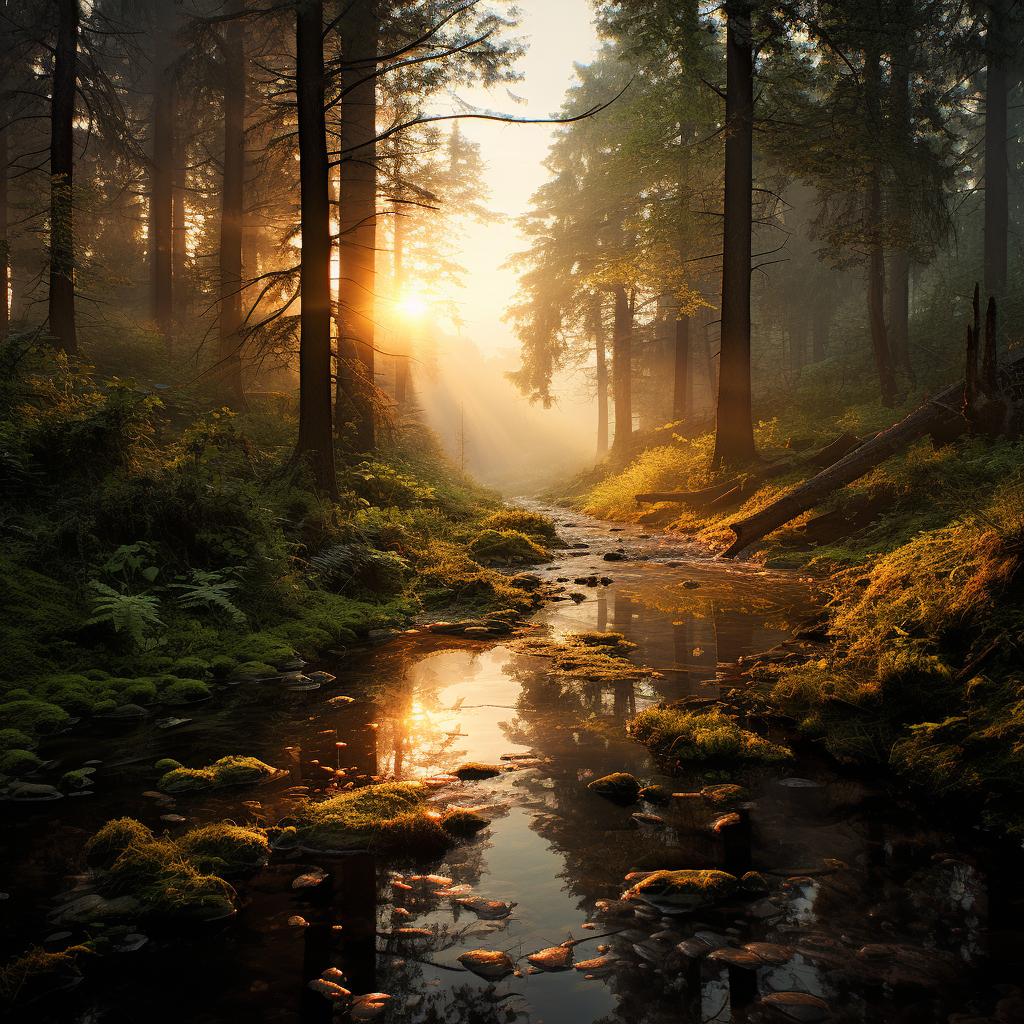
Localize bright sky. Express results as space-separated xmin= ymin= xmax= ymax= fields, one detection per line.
xmin=439 ymin=0 xmax=600 ymax=354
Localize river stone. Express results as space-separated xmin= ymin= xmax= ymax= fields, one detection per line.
xmin=624 ymin=869 xmax=739 ymax=910
xmin=308 ymin=978 xmax=351 ymax=1000
xmin=701 ymin=784 xmax=749 ymax=804
xmin=744 ymin=942 xmax=793 ymax=965
xmin=761 ymin=992 xmax=831 ymax=1022
xmin=710 ymin=947 xmax=761 ymax=968
xmin=292 ymin=867 xmax=328 ymax=889
xmin=631 ymin=812 xmax=666 ymax=828
xmin=4 ymin=782 xmax=63 ymax=801
xmin=307 ymin=671 xmax=336 ymax=684
xmin=527 ymin=944 xmax=574 ymax=971
xmin=456 ymin=950 xmax=516 ymax=979
xmin=677 ymin=937 xmax=714 ymax=958
xmin=741 ymin=871 xmax=770 ymax=893
xmin=639 ymin=784 xmax=673 ymax=805
xmin=98 ymin=703 xmax=148 ymax=719
xmin=588 ymin=772 xmax=641 ymax=803
xmin=455 ymin=896 xmax=517 ymax=919
xmin=350 ymin=993 xmax=391 ymax=1020
xmin=573 ymin=955 xmax=618 ymax=975
xmin=454 ymin=763 xmax=504 ymax=780
xmin=603 ymin=552 xmax=624 ymax=561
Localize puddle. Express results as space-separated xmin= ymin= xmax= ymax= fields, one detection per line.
xmin=1 ymin=509 xmax=1020 ymax=1024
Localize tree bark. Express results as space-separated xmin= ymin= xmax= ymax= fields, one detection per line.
xmin=338 ymin=0 xmax=378 ymax=453
xmin=172 ymin=126 xmax=187 ymax=321
xmin=219 ymin=3 xmax=247 ymax=410
xmin=295 ymin=0 xmax=338 ymax=499
xmin=393 ymin=198 xmax=408 ymax=410
xmin=984 ymin=2 xmax=1008 ymax=294
xmin=149 ymin=0 xmax=176 ymax=338
xmin=595 ymin=298 xmax=608 ymax=457
xmin=889 ymin=248 xmax=913 ymax=379
xmin=713 ymin=0 xmax=755 ymax=466
xmin=788 ymin=311 xmax=808 ymax=371
xmin=611 ymin=283 xmax=632 ymax=451
xmin=49 ymin=0 xmax=78 ymax=354
xmin=673 ymin=315 xmax=689 ymax=420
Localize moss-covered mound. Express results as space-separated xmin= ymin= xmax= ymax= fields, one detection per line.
xmin=84 ymin=817 xmax=155 ymax=868
xmin=515 ymin=631 xmax=646 ymax=683
xmin=158 ymin=755 xmax=279 ymax=793
xmin=287 ymin=781 xmax=482 ymax=857
xmin=588 ymin=772 xmax=642 ymax=803
xmin=0 ymin=944 xmax=93 ymax=1010
xmin=623 ymin=868 xmax=739 ymax=908
xmin=629 ymin=705 xmax=792 ymax=765
xmin=479 ymin=509 xmax=561 ymax=545
xmin=468 ymin=529 xmax=552 ymax=566
xmin=174 ymin=824 xmax=271 ymax=876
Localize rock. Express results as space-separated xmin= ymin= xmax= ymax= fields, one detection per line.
xmin=600 ymin=577 xmax=613 ymax=585
xmin=701 ymin=784 xmax=748 ymax=804
xmin=744 ymin=942 xmax=793 ymax=965
xmin=350 ymin=993 xmax=391 ymax=1020
xmin=594 ymin=898 xmax=634 ymax=917
xmin=409 ymin=873 xmax=453 ymax=887
xmin=639 ymin=784 xmax=673 ymax=805
xmin=510 ymin=573 xmax=542 ymax=590
xmin=3 ymin=782 xmax=62 ymax=801
xmin=456 ymin=950 xmax=516 ymax=979
xmin=463 ymin=626 xmax=492 ymax=636
xmin=292 ymin=867 xmax=328 ymax=889
xmin=573 ymin=955 xmax=618 ymax=975
xmin=112 ymin=933 xmax=149 ymax=953
xmin=761 ymin=992 xmax=830 ymax=1022
xmin=777 ymin=777 xmax=821 ymax=788
xmin=677 ymin=937 xmax=714 ymax=958
xmin=307 ymin=671 xmax=336 ymax=684
xmin=455 ymin=896 xmax=517 ymax=919
xmin=603 ymin=552 xmax=624 ymax=561
xmin=156 ymin=717 xmax=192 ymax=729
xmin=569 ymin=592 xmax=586 ymax=603
xmin=623 ymin=869 xmax=739 ymax=910
xmin=631 ymin=812 xmax=666 ymax=828
xmin=682 ymin=580 xmax=701 ymax=589
xmin=527 ymin=943 xmax=574 ymax=971
xmin=159 ymin=814 xmax=186 ymax=823
xmin=308 ymin=978 xmax=351 ymax=1000
xmin=288 ymin=915 xmax=308 ymax=927
xmin=709 ymin=947 xmax=761 ymax=968
xmin=454 ymin=763 xmax=504 ymax=780
xmin=98 ymin=703 xmax=148 ymax=719
xmin=588 ymin=772 xmax=641 ymax=803
xmin=741 ymin=871 xmax=770 ymax=894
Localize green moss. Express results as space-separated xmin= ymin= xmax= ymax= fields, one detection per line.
xmin=588 ymin=772 xmax=641 ymax=803
xmin=0 ymin=728 xmax=34 ymax=752
xmin=158 ymin=766 xmax=216 ymax=792
xmin=169 ymin=657 xmax=211 ymax=679
xmin=84 ymin=817 xmax=155 ymax=868
xmin=0 ymin=749 xmax=42 ymax=776
xmin=0 ymin=700 xmax=72 ymax=737
xmin=60 ymin=769 xmax=91 ymax=789
xmin=468 ymin=529 xmax=552 ymax=566
xmin=174 ymin=824 xmax=270 ymax=876
xmin=158 ymin=755 xmax=277 ymax=793
xmin=454 ymin=763 xmax=504 ymax=780
xmin=623 ymin=869 xmax=740 ymax=908
xmin=440 ymin=808 xmax=489 ymax=836
xmin=3 ymin=688 xmax=32 ymax=700
xmin=92 ymin=699 xmax=118 ymax=714
xmin=121 ymin=679 xmax=159 ymax=704
xmin=629 ymin=706 xmax=792 ymax=765
xmin=0 ymin=944 xmax=93 ymax=1009
xmin=82 ymin=669 xmax=111 ymax=681
xmin=208 ymin=655 xmax=238 ymax=679
xmin=232 ymin=661 xmax=277 ymax=680
xmin=515 ymin=633 xmax=645 ymax=683
xmin=480 ymin=509 xmax=561 ymax=544
xmin=154 ymin=758 xmax=182 ymax=772
xmin=159 ymin=678 xmax=211 ymax=704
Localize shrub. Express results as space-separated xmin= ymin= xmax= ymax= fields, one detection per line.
xmin=480 ymin=509 xmax=560 ymax=544
xmin=629 ymin=706 xmax=792 ymax=764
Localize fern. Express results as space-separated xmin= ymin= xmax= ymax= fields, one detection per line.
xmin=169 ymin=569 xmax=246 ymax=624
xmin=86 ymin=581 xmax=165 ymax=649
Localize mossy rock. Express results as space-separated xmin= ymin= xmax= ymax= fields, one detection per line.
xmin=588 ymin=772 xmax=641 ymax=804
xmin=232 ymin=661 xmax=277 ymax=680
xmin=479 ymin=509 xmax=561 ymax=544
xmin=0 ymin=749 xmax=43 ymax=776
xmin=629 ymin=706 xmax=792 ymax=765
xmin=159 ymin=679 xmax=211 ymax=704
xmin=0 ymin=728 xmax=34 ymax=753
xmin=154 ymin=758 xmax=182 ymax=772
xmin=701 ymin=784 xmax=749 ymax=804
xmin=624 ymin=869 xmax=739 ymax=909
xmin=60 ymin=770 xmax=92 ymax=790
xmin=0 ymin=944 xmax=94 ymax=1009
xmin=121 ymin=680 xmax=159 ymax=704
xmin=81 ymin=669 xmax=112 ymax=682
xmin=158 ymin=755 xmax=277 ymax=793
xmin=158 ymin=767 xmax=216 ymax=793
xmin=0 ymin=700 xmax=72 ymax=737
xmin=468 ymin=529 xmax=553 ymax=566
xmin=169 ymin=658 xmax=211 ymax=679
xmin=454 ymin=763 xmax=504 ymax=780
xmin=741 ymin=871 xmax=769 ymax=894
xmin=175 ymin=824 xmax=270 ymax=876
xmin=639 ymin=784 xmax=674 ymax=805
xmin=84 ymin=817 xmax=155 ymax=868
xmin=91 ymin=699 xmax=118 ymax=715
xmin=207 ymin=655 xmax=239 ymax=679
xmin=440 ymin=808 xmax=490 ymax=836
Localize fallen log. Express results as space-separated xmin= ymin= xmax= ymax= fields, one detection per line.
xmin=635 ymin=460 xmax=792 ymax=507
xmin=724 ymin=289 xmax=1024 ymax=557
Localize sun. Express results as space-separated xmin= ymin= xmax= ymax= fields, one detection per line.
xmin=398 ymin=293 xmax=427 ymax=317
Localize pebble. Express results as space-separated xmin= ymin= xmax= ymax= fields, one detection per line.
xmin=292 ymin=867 xmax=328 ymax=889
xmin=160 ymin=814 xmax=186 ymax=823
xmin=288 ymin=915 xmax=308 ymax=927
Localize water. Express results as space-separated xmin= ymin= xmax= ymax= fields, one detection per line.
xmin=2 ymin=509 xmax=1021 ymax=1023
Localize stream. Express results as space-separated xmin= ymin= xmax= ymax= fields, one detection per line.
xmin=2 ymin=508 xmax=1022 ymax=1024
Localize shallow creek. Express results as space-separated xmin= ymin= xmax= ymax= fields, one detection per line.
xmin=2 ymin=509 xmax=1022 ymax=1024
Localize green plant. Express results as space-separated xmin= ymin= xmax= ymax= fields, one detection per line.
xmin=85 ymin=581 xmax=165 ymax=650
xmin=168 ymin=569 xmax=246 ymax=624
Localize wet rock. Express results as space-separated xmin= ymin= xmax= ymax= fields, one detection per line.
xmin=156 ymin=717 xmax=192 ymax=729
xmin=510 ymin=573 xmax=542 ymax=590
xmin=631 ymin=812 xmax=666 ymax=828
xmin=677 ymin=937 xmax=714 ymax=958
xmin=710 ymin=947 xmax=761 ymax=968
xmin=623 ymin=869 xmax=739 ymax=910
xmin=292 ymin=867 xmax=328 ymax=889
xmin=682 ymin=580 xmax=701 ymax=589
xmin=575 ymin=576 xmax=600 ymax=586
xmin=527 ymin=943 xmax=574 ymax=971
xmin=595 ymin=898 xmax=634 ymax=917
xmin=409 ymin=873 xmax=453 ymax=887
xmin=3 ymin=781 xmax=63 ymax=801
xmin=777 ymin=777 xmax=821 ymax=788
xmin=600 ymin=577 xmax=613 ymax=585
xmin=639 ymin=784 xmax=673 ymax=805
xmin=455 ymin=897 xmax=517 ymax=919
xmin=454 ymin=762 xmax=504 ymax=780
xmin=307 ymin=671 xmax=336 ymax=685
xmin=308 ymin=978 xmax=351 ymax=1000
xmin=569 ymin=592 xmax=586 ymax=603
xmin=744 ymin=942 xmax=793 ymax=965
xmin=159 ymin=814 xmax=186 ymax=823
xmin=574 ymin=955 xmax=618 ymax=976
xmin=112 ymin=933 xmax=149 ymax=953
xmin=760 ymin=991 xmax=831 ymax=1022
xmin=350 ymin=993 xmax=391 ymax=1020
xmin=741 ymin=871 xmax=770 ymax=894
xmin=97 ymin=703 xmax=149 ymax=720
xmin=288 ymin=915 xmax=308 ymax=927
xmin=588 ymin=772 xmax=641 ymax=803
xmin=463 ymin=626 xmax=493 ymax=637
xmin=456 ymin=950 xmax=516 ymax=979
xmin=701 ymin=784 xmax=749 ymax=804
xmin=603 ymin=552 xmax=624 ymax=561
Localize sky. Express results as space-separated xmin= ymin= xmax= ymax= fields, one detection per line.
xmin=432 ymin=0 xmax=601 ymax=355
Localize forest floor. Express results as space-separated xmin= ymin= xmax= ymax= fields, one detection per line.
xmin=550 ymin=362 xmax=1024 ymax=838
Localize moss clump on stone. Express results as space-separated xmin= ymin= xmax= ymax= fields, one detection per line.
xmin=454 ymin=763 xmax=504 ymax=780
xmin=91 ymin=699 xmax=118 ymax=714
xmin=639 ymin=784 xmax=674 ymax=804
xmin=158 ymin=755 xmax=278 ymax=793
xmin=629 ymin=706 xmax=792 ymax=765
xmin=468 ymin=529 xmax=552 ymax=566
xmin=479 ymin=509 xmax=561 ymax=545
xmin=0 ymin=728 xmax=34 ymax=752
xmin=0 ymin=700 xmax=72 ymax=737
xmin=289 ymin=781 xmax=464 ymax=857
xmin=0 ymin=749 xmax=42 ymax=776
xmin=0 ymin=944 xmax=94 ymax=1009
xmin=588 ymin=772 xmax=642 ymax=804
xmin=514 ymin=632 xmax=646 ymax=683
xmin=174 ymin=824 xmax=270 ymax=876
xmin=154 ymin=758 xmax=182 ymax=772
xmin=440 ymin=808 xmax=490 ymax=836
xmin=232 ymin=661 xmax=277 ymax=680
xmin=170 ymin=657 xmax=211 ymax=678
xmin=208 ymin=655 xmax=239 ymax=679
xmin=60 ymin=770 xmax=92 ymax=790
xmin=159 ymin=678 xmax=211 ymax=704
xmin=84 ymin=817 xmax=155 ymax=868
xmin=121 ymin=679 xmax=158 ymax=704
xmin=741 ymin=871 xmax=770 ymax=893
xmin=624 ymin=868 xmax=739 ymax=908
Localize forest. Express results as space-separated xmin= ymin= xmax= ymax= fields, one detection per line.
xmin=1 ymin=1 xmax=1022 ymax=1023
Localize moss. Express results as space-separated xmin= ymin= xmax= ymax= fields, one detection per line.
xmin=741 ymin=871 xmax=770 ymax=893
xmin=638 ymin=784 xmax=674 ymax=804
xmin=91 ymin=699 xmax=118 ymax=714
xmin=158 ymin=755 xmax=277 ymax=793
xmin=3 ymin=688 xmax=33 ymax=700
xmin=169 ymin=657 xmax=211 ymax=679
xmin=623 ymin=868 xmax=740 ymax=907
xmin=0 ymin=749 xmax=42 ymax=776
xmin=0 ymin=700 xmax=72 ymax=737
xmin=158 ymin=766 xmax=216 ymax=792
xmin=84 ymin=817 xmax=155 ymax=868
xmin=289 ymin=781 xmax=461 ymax=857
xmin=479 ymin=509 xmax=561 ymax=544
xmin=232 ymin=661 xmax=277 ymax=680
xmin=588 ymin=772 xmax=641 ymax=803
xmin=60 ymin=769 xmax=92 ymax=790
xmin=82 ymin=669 xmax=111 ymax=681
xmin=441 ymin=808 xmax=489 ymax=836
xmin=629 ymin=706 xmax=792 ymax=765
xmin=0 ymin=944 xmax=94 ymax=1009
xmin=515 ymin=632 xmax=646 ymax=683
xmin=159 ymin=678 xmax=211 ymax=704
xmin=454 ymin=763 xmax=504 ymax=780
xmin=121 ymin=679 xmax=159 ymax=704
xmin=174 ymin=824 xmax=270 ymax=876
xmin=208 ymin=655 xmax=238 ymax=679
xmin=0 ymin=728 xmax=34 ymax=752
xmin=154 ymin=758 xmax=182 ymax=772
xmin=468 ymin=529 xmax=552 ymax=566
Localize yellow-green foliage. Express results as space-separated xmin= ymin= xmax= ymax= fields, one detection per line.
xmin=515 ymin=631 xmax=644 ymax=683
xmin=0 ymin=944 xmax=94 ymax=1009
xmin=289 ymin=781 xmax=469 ymax=857
xmin=468 ymin=529 xmax=552 ymax=565
xmin=174 ymin=824 xmax=270 ymax=876
xmin=412 ymin=541 xmax=537 ymax=612
xmin=629 ymin=705 xmax=792 ymax=764
xmin=83 ymin=817 xmax=155 ymax=867
xmin=479 ymin=509 xmax=560 ymax=544
xmin=158 ymin=755 xmax=278 ymax=793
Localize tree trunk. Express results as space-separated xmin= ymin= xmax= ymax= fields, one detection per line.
xmin=338 ymin=0 xmax=378 ymax=453
xmin=393 ymin=198 xmax=408 ymax=410
xmin=149 ymin=0 xmax=176 ymax=338
xmin=889 ymin=249 xmax=913 ymax=379
xmin=673 ymin=315 xmax=689 ymax=420
xmin=219 ymin=4 xmax=247 ymax=410
xmin=295 ymin=0 xmax=338 ymax=499
xmin=984 ymin=2 xmax=1008 ymax=294
xmin=595 ymin=298 xmax=608 ymax=457
xmin=713 ymin=0 xmax=755 ymax=466
xmin=866 ymin=180 xmax=897 ymax=407
xmin=611 ymin=284 xmax=632 ymax=451
xmin=49 ymin=0 xmax=78 ymax=354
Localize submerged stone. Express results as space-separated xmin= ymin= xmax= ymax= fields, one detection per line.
xmin=527 ymin=943 xmax=574 ymax=971
xmin=638 ymin=784 xmax=673 ymax=805
xmin=456 ymin=950 xmax=516 ymax=979
xmin=588 ymin=772 xmax=641 ymax=803
xmin=761 ymin=992 xmax=830 ymax=1022
xmin=455 ymin=896 xmax=517 ymax=919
